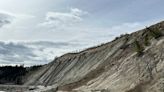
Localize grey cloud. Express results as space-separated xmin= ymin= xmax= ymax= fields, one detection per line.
xmin=27 ymin=41 xmax=71 ymax=47
xmin=0 ymin=12 xmax=13 ymax=27
xmin=0 ymin=41 xmax=87 ymax=66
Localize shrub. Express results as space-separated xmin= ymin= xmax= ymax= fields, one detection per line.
xmin=114 ymin=33 xmax=129 ymax=41
xmin=144 ymin=34 xmax=150 ymax=46
xmin=146 ymin=27 xmax=162 ymax=39
xmin=133 ymin=40 xmax=144 ymax=56
xmin=120 ymin=36 xmax=129 ymax=50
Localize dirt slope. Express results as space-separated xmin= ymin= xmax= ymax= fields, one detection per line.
xmin=22 ymin=21 xmax=164 ymax=92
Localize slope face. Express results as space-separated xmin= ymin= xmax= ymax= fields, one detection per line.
xmin=24 ymin=21 xmax=164 ymax=92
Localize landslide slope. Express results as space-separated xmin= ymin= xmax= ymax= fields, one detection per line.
xmin=25 ymin=21 xmax=164 ymax=92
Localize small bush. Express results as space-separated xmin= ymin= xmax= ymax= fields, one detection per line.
xmin=146 ymin=27 xmax=162 ymax=39
xmin=133 ymin=40 xmax=144 ymax=56
xmin=144 ymin=34 xmax=150 ymax=46
xmin=114 ymin=33 xmax=129 ymax=41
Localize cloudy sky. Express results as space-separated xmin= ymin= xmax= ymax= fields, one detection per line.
xmin=0 ymin=0 xmax=163 ymax=66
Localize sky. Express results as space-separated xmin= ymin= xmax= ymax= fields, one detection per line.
xmin=0 ymin=0 xmax=163 ymax=66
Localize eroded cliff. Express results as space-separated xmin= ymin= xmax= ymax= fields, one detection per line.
xmin=21 ymin=21 xmax=164 ymax=92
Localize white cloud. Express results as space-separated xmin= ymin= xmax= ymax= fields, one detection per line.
xmin=0 ymin=10 xmax=35 ymax=31
xmin=39 ymin=8 xmax=87 ymax=29
xmin=67 ymin=20 xmax=159 ymax=47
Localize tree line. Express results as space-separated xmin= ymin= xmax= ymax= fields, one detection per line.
xmin=0 ymin=65 xmax=42 ymax=85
